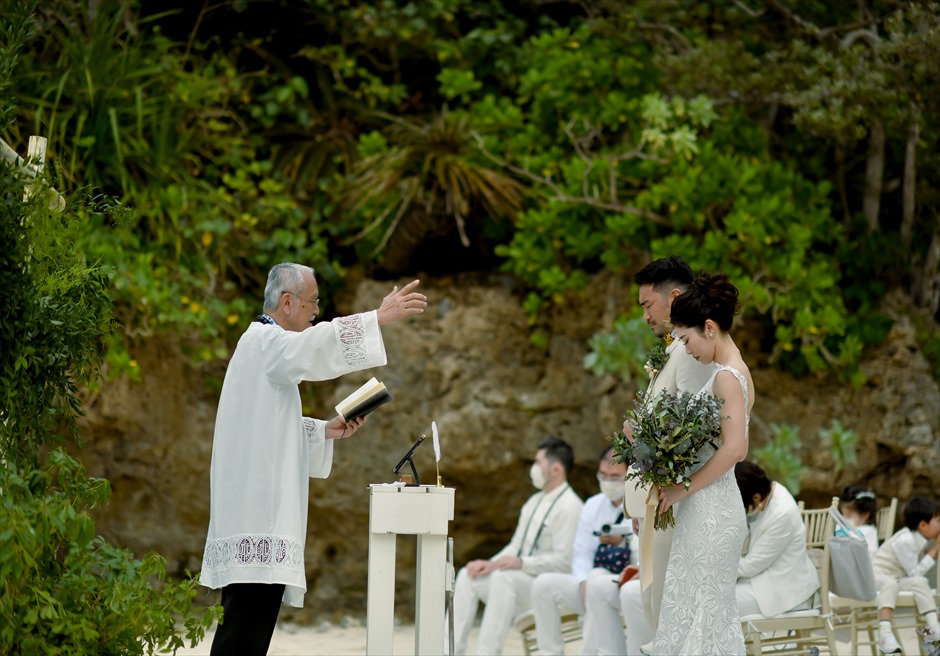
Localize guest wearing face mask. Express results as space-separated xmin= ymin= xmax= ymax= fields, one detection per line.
xmin=734 ymin=461 xmax=819 ymax=618
xmin=531 ymin=445 xmax=635 ymax=655
xmin=451 ymin=436 xmax=584 ymax=655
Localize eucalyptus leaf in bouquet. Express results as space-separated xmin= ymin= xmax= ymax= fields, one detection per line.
xmin=613 ymin=389 xmax=725 ymax=529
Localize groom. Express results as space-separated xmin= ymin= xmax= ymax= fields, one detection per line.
xmin=623 ymin=257 xmax=715 ymax=640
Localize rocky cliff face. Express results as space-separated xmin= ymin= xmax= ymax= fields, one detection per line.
xmin=76 ymin=274 xmax=939 ymax=622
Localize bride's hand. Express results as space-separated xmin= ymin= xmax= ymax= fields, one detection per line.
xmin=658 ymin=484 xmax=690 ymax=513
xmin=622 ymin=418 xmax=635 ymax=444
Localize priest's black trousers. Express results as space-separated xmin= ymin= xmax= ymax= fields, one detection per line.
xmin=210 ymin=582 xmax=286 ymax=656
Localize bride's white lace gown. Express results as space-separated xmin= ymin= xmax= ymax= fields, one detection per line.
xmin=651 ymin=365 xmax=749 ymax=656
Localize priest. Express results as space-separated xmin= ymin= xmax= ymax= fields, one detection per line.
xmin=199 ymin=262 xmax=426 ymax=655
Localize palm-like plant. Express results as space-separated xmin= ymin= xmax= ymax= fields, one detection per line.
xmin=11 ymin=2 xmax=192 ymax=193
xmin=343 ymin=108 xmax=525 ymax=273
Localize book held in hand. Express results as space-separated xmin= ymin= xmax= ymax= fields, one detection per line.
xmin=335 ymin=377 xmax=393 ymax=421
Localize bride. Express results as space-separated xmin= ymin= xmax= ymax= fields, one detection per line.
xmin=649 ymin=272 xmax=754 ymax=656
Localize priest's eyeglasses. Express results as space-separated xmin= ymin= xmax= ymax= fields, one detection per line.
xmin=596 ymin=472 xmax=623 ymax=483
xmin=283 ymin=291 xmax=320 ymax=307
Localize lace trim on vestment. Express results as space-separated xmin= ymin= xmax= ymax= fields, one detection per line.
xmin=201 ymin=534 xmax=304 ymax=575
xmin=334 ymin=315 xmax=368 ymax=366
xmin=302 ymin=416 xmax=323 ymax=449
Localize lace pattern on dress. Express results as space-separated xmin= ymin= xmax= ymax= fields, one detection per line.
xmin=334 ymin=315 xmax=367 ymax=367
xmin=651 ymin=363 xmax=750 ymax=655
xmin=302 ymin=416 xmax=323 ymax=449
xmin=201 ymin=533 xmax=304 ymax=575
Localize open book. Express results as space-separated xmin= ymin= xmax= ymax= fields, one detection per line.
xmin=335 ymin=377 xmax=393 ymax=421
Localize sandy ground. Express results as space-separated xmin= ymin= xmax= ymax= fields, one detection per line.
xmin=164 ymin=619 xmax=929 ymax=656
xmin=165 ymin=621 xmax=525 ymax=655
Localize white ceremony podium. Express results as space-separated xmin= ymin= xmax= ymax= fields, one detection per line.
xmin=367 ymin=484 xmax=456 ymax=656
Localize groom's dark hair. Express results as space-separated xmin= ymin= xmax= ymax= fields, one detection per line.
xmin=633 ymin=257 xmax=695 ymax=294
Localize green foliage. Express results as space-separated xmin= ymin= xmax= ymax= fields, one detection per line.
xmin=4 ymin=0 xmax=937 ymax=384
xmin=0 ymin=147 xmax=219 ymax=653
xmin=584 ymin=316 xmax=658 ymax=385
xmin=0 ymin=452 xmax=220 ymax=655
xmin=8 ymin=1 xmax=338 ymax=370
xmin=819 ymin=419 xmax=860 ymax=476
xmin=751 ymin=423 xmax=808 ymax=495
xmin=0 ymin=0 xmax=36 ymax=131
xmin=0 ymin=168 xmax=112 ymax=465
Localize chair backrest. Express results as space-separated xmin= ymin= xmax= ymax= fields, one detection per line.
xmin=801 ymin=497 xmax=839 ymax=613
xmin=876 ymin=497 xmax=898 ymax=543
xmin=802 ymin=498 xmax=837 ymax=548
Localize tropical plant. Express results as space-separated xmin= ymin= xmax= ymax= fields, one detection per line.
xmin=819 ymin=419 xmax=860 ymax=477
xmin=751 ymin=423 xmax=808 ymax=495
xmin=584 ymin=315 xmax=659 ymax=386
xmin=342 ymin=108 xmax=525 ymax=273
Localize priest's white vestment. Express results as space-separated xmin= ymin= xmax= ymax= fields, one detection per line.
xmin=200 ymin=311 xmax=387 ymax=607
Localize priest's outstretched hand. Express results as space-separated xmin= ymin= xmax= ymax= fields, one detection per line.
xmin=325 ymin=414 xmax=366 ymax=440
xmin=376 ymin=279 xmax=427 ymax=325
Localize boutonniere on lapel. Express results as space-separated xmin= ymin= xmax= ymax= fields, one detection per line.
xmin=644 ymin=342 xmax=669 ymax=379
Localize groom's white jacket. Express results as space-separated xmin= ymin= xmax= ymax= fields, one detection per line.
xmin=623 ymin=337 xmax=714 ymax=518
xmin=737 ymin=482 xmax=820 ymax=617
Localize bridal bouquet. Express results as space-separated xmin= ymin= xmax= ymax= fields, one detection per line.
xmin=613 ymin=390 xmax=725 ymax=530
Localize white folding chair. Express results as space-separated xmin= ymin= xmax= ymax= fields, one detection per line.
xmin=512 ymin=608 xmax=583 ymax=655
xmin=741 ymin=497 xmax=841 ymax=656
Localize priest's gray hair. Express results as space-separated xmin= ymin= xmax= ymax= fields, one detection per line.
xmin=263 ymin=263 xmax=315 ymax=311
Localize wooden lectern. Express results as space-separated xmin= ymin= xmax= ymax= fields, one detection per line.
xmin=367 ymin=484 xmax=455 ymax=656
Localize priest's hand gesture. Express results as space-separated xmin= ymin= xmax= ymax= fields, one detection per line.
xmin=376 ymin=279 xmax=427 ymax=325
xmin=325 ymin=415 xmax=366 ymax=440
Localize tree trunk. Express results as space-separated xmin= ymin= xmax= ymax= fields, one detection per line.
xmin=863 ymin=120 xmax=885 ymax=232
xmin=901 ymin=107 xmax=919 ymax=249
xmin=835 ymin=142 xmax=851 ymax=225
xmin=919 ymin=225 xmax=940 ymax=318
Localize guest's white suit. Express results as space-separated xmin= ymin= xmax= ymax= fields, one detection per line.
xmin=736 ymin=482 xmax=819 ymax=617
xmin=622 ymin=336 xmax=714 ymax=631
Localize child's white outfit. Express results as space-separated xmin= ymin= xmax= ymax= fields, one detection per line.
xmin=873 ymin=527 xmax=937 ymax=614
xmin=859 ymin=524 xmax=879 ymax=558
xmin=872 ymin=526 xmax=939 ymax=653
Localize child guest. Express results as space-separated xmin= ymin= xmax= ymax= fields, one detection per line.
xmin=839 ymin=485 xmax=879 ymax=557
xmin=872 ymin=496 xmax=940 ymax=654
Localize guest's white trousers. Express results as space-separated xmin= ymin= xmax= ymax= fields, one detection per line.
xmin=452 ymin=567 xmax=534 ymax=655
xmin=583 ymin=576 xmax=653 ymax=656
xmin=531 ymin=569 xmax=613 ymax=654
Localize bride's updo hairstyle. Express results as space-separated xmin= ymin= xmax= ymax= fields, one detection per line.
xmin=670 ymin=272 xmax=740 ymax=332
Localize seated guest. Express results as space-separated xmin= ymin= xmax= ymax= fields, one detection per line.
xmin=734 ymin=461 xmax=819 ymax=617
xmin=839 ymin=484 xmax=879 ymax=557
xmin=582 ymin=560 xmax=653 ymax=656
xmin=452 ymin=436 xmax=583 ymax=655
xmin=532 ymin=445 xmax=633 ymax=655
xmin=872 ymin=496 xmax=940 ymax=655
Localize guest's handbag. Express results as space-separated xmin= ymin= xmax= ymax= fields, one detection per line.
xmin=828 ymin=507 xmax=878 ymax=601
xmin=594 ymin=543 xmax=631 ymax=574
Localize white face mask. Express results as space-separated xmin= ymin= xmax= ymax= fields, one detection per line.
xmin=746 ymin=509 xmax=761 ymax=524
xmin=599 ymin=479 xmax=623 ymax=503
xmin=529 ymin=462 xmax=546 ymax=490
